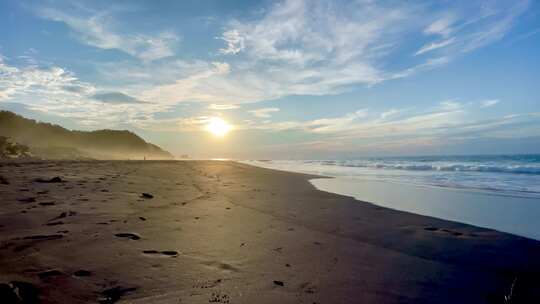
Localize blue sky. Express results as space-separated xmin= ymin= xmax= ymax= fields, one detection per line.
xmin=1 ymin=0 xmax=540 ymax=158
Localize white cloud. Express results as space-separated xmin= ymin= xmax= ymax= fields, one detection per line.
xmin=0 ymin=56 xmax=94 ymax=101
xmin=219 ymin=30 xmax=245 ymax=54
xmin=95 ymin=0 xmax=528 ymax=109
xmin=244 ymin=103 xmax=540 ymax=151
xmin=7 ymin=0 xmax=530 ymax=139
xmin=0 ymin=55 xmax=166 ymax=128
xmin=380 ymin=109 xmax=400 ymax=119
xmin=249 ymin=108 xmax=280 ymax=118
xmin=415 ymin=38 xmax=456 ymax=56
xmin=208 ymin=104 xmax=240 ymax=110
xmin=424 ymin=16 xmax=456 ymax=37
xmin=439 ymin=101 xmax=463 ymax=111
xmin=480 ymin=99 xmax=500 ymax=108
xmin=417 ymin=1 xmax=529 ymax=56
xmin=37 ymin=7 xmax=179 ymax=61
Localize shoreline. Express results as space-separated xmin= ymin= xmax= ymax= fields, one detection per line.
xmin=1 ymin=160 xmax=539 ymax=303
xmin=241 ymin=160 xmax=540 ymax=241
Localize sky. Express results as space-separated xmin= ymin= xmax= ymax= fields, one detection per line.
xmin=1 ymin=0 xmax=540 ymax=159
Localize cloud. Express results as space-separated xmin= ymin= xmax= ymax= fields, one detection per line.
xmin=91 ymin=92 xmax=147 ymax=104
xmin=92 ymin=0 xmax=528 ymax=111
xmin=36 ymin=6 xmax=179 ymax=61
xmin=140 ymin=62 xmax=238 ymax=105
xmin=0 ymin=56 xmax=94 ymax=101
xmin=415 ymin=1 xmax=528 ymax=56
xmin=480 ymin=99 xmax=500 ymax=108
xmin=208 ymin=104 xmax=240 ymax=110
xmin=463 ymin=1 xmax=529 ymax=53
xmin=380 ymin=109 xmax=401 ymax=119
xmin=219 ymin=30 xmax=245 ymax=54
xmin=508 ymin=27 xmax=540 ymax=44
xmin=6 ymin=0 xmax=530 ymax=140
xmin=439 ymin=101 xmax=463 ymax=111
xmin=0 ymin=55 xmax=166 ymax=128
xmin=415 ymin=38 xmax=456 ymax=55
xmin=143 ymin=0 xmax=412 ymax=105
xmin=424 ymin=16 xmax=455 ymax=37
xmin=249 ymin=108 xmax=280 ymax=118
xmin=245 ymin=103 xmax=540 ymax=151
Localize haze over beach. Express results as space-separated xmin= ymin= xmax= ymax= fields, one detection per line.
xmin=1 ymin=0 xmax=540 ymax=303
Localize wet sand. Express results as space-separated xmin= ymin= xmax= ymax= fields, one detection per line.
xmin=0 ymin=160 xmax=539 ymax=303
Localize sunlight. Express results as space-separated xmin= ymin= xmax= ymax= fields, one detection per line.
xmin=206 ymin=117 xmax=232 ymax=137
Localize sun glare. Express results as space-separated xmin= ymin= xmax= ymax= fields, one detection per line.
xmin=206 ymin=117 xmax=232 ymax=137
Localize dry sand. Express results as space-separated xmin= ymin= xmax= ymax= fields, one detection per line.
xmin=0 ymin=160 xmax=539 ymax=303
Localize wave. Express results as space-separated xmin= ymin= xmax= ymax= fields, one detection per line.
xmin=332 ymin=161 xmax=540 ymax=175
xmin=242 ymin=157 xmax=540 ymax=199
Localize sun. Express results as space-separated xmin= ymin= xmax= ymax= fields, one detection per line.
xmin=206 ymin=117 xmax=232 ymax=137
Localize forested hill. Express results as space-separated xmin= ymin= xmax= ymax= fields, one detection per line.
xmin=0 ymin=111 xmax=173 ymax=160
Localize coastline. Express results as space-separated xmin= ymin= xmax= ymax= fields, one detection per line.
xmin=1 ymin=160 xmax=539 ymax=303
xmin=242 ymin=160 xmax=540 ymax=240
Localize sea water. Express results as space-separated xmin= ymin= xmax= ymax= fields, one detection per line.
xmin=243 ymin=155 xmax=540 ymax=240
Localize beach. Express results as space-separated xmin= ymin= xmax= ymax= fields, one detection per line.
xmin=1 ymin=160 xmax=539 ymax=303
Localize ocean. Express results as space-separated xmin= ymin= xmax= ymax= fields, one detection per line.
xmin=243 ymin=155 xmax=540 ymax=240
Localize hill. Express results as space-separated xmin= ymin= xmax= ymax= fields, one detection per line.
xmin=0 ymin=111 xmax=173 ymax=160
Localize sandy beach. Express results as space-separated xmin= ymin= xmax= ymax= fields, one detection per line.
xmin=1 ymin=160 xmax=539 ymax=303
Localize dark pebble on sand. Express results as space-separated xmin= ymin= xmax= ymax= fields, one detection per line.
xmin=139 ymin=217 xmax=146 ymax=221
xmin=141 ymin=193 xmax=153 ymax=199
xmin=161 ymin=250 xmax=178 ymax=256
xmin=273 ymin=280 xmax=284 ymax=287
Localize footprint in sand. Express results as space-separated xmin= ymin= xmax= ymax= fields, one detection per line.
xmin=18 ymin=197 xmax=36 ymax=203
xmin=0 ymin=281 xmax=39 ymax=303
xmin=38 ymin=269 xmax=63 ymax=280
xmin=23 ymin=234 xmax=63 ymax=241
xmin=114 ymin=233 xmax=141 ymax=240
xmin=46 ymin=221 xmax=64 ymax=226
xmin=201 ymin=261 xmax=240 ymax=273
xmin=209 ymin=291 xmax=230 ymax=303
xmin=0 ymin=175 xmax=9 ymax=185
xmin=73 ymin=270 xmax=92 ymax=277
xmin=142 ymin=250 xmax=178 ymax=257
xmin=193 ymin=279 xmax=222 ymax=289
xmin=34 ymin=176 xmax=64 ymax=183
xmin=39 ymin=202 xmax=55 ymax=206
xmin=424 ymin=226 xmax=464 ymax=236
xmin=99 ymin=286 xmax=137 ymax=304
